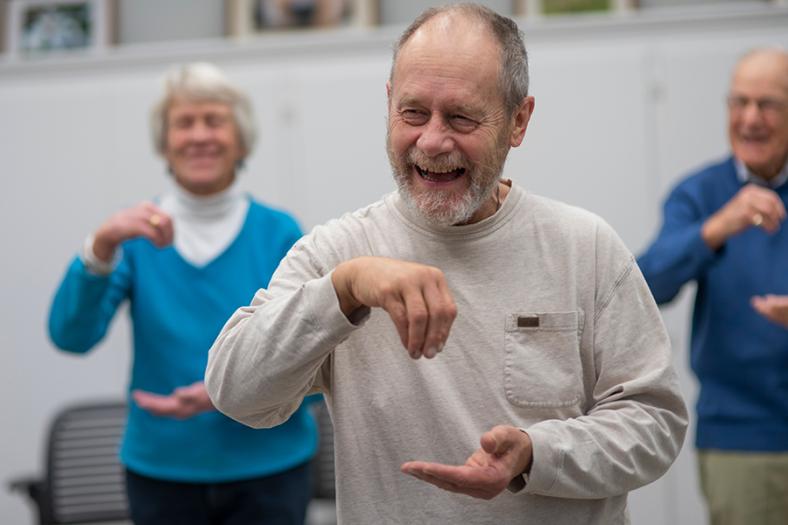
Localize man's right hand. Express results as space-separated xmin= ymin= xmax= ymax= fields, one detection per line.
xmin=701 ymin=184 xmax=786 ymax=250
xmin=92 ymin=201 xmax=174 ymax=262
xmin=331 ymin=256 xmax=457 ymax=359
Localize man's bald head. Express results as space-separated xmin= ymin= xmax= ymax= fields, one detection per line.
xmin=389 ymin=4 xmax=529 ymax=118
xmin=728 ymin=47 xmax=788 ymax=179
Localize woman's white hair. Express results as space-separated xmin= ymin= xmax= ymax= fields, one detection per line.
xmin=150 ymin=62 xmax=257 ymax=159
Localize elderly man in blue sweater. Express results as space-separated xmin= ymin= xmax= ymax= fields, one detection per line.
xmin=638 ymin=48 xmax=788 ymax=524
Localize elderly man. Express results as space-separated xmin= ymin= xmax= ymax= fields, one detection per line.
xmin=207 ymin=5 xmax=687 ymax=523
xmin=638 ymin=48 xmax=788 ymax=524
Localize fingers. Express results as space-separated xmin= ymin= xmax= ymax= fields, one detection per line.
xmin=400 ymin=269 xmax=455 ymax=359
xmin=751 ymin=294 xmax=788 ymax=327
xmin=133 ymin=386 xmax=201 ymax=419
xmin=481 ymin=425 xmax=533 ymax=480
xmin=94 ymin=201 xmax=174 ymax=254
xmin=132 ymin=389 xmax=180 ymax=416
xmin=400 ymin=288 xmax=428 ymax=358
xmin=421 ymin=279 xmax=456 ymax=358
xmin=402 ymin=425 xmax=533 ymax=500
xmin=342 ymin=257 xmax=456 ymax=360
xmin=401 ymin=463 xmax=494 ymax=499
xmin=401 ymin=461 xmax=503 ymax=500
xmin=139 ymin=202 xmax=174 ymax=247
xmin=737 ymin=185 xmax=786 ymax=233
xmin=480 ymin=428 xmax=507 ymax=456
xmin=174 ymin=382 xmax=214 ymax=411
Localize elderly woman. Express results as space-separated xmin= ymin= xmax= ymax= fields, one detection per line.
xmin=48 ymin=63 xmax=315 ymax=524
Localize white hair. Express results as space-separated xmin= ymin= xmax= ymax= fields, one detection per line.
xmin=150 ymin=62 xmax=257 ymax=158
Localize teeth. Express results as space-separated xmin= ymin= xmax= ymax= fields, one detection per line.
xmin=417 ymin=165 xmax=463 ymax=174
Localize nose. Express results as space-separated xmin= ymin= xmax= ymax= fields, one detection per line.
xmin=416 ymin=116 xmax=454 ymax=157
xmin=740 ymin=101 xmax=765 ymax=127
xmin=188 ymin=120 xmax=212 ymax=141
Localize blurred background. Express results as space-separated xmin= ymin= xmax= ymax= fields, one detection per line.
xmin=1 ymin=0 xmax=787 ymax=523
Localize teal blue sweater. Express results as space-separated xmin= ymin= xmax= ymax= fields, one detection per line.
xmin=49 ymin=199 xmax=317 ymax=482
xmin=638 ymin=157 xmax=788 ymax=452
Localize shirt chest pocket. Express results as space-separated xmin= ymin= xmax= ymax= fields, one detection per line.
xmin=503 ymin=311 xmax=584 ymax=408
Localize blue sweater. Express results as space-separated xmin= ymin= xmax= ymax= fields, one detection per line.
xmin=638 ymin=156 xmax=788 ymax=452
xmin=49 ymin=199 xmax=318 ymax=482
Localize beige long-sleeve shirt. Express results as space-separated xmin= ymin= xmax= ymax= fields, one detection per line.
xmin=206 ymin=183 xmax=688 ymax=524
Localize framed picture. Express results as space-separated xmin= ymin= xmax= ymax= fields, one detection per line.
xmin=4 ymin=0 xmax=115 ymax=56
xmin=541 ymin=0 xmax=612 ymax=15
xmin=226 ymin=0 xmax=379 ymax=37
xmin=513 ymin=0 xmax=634 ymax=16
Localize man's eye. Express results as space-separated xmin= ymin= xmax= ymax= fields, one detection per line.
xmin=759 ymin=98 xmax=785 ymax=113
xmin=728 ymin=96 xmax=747 ymax=109
xmin=451 ymin=115 xmax=476 ymax=130
xmin=401 ymin=110 xmax=428 ymax=124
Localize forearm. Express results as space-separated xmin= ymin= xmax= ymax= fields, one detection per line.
xmin=525 ymin=381 xmax=686 ymax=499
xmin=637 ymin=222 xmax=714 ymax=304
xmin=206 ymin=273 xmax=363 ymax=428
xmin=699 ymin=212 xmax=733 ymax=252
xmin=524 ymin=267 xmax=687 ymax=499
xmin=48 ymin=257 xmax=124 ymax=352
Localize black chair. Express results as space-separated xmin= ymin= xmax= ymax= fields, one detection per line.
xmin=11 ymin=398 xmax=336 ymax=524
xmin=9 ymin=400 xmax=129 ymax=525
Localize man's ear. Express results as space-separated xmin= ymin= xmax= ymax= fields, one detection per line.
xmin=386 ymin=81 xmax=392 ymax=108
xmin=510 ymin=96 xmax=535 ymax=147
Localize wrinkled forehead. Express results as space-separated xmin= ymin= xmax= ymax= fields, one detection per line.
xmin=392 ymin=18 xmax=502 ymax=101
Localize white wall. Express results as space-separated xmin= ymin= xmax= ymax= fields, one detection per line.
xmin=118 ymin=0 xmax=225 ymax=44
xmin=2 ymin=5 xmax=787 ymax=524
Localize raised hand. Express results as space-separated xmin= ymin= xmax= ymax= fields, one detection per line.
xmin=331 ymin=256 xmax=457 ymax=359
xmin=401 ymin=425 xmax=533 ymax=499
xmin=751 ymin=294 xmax=788 ymax=328
xmin=92 ymin=201 xmax=174 ymax=262
xmin=701 ymin=184 xmax=786 ymax=250
xmin=132 ymin=382 xmax=214 ymax=419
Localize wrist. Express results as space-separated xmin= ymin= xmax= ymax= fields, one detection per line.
xmin=331 ymin=261 xmax=363 ymax=317
xmin=701 ymin=215 xmax=728 ymax=251
xmin=516 ymin=428 xmax=533 ymax=476
xmin=507 ymin=428 xmax=533 ymax=493
xmin=82 ymin=234 xmax=120 ymax=275
xmin=92 ymin=230 xmax=119 ymax=263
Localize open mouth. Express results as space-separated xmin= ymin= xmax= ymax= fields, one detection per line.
xmin=415 ymin=165 xmax=466 ymax=183
xmin=738 ymin=132 xmax=770 ymax=144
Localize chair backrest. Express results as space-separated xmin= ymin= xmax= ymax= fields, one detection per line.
xmin=309 ymin=400 xmax=336 ymax=500
xmin=44 ymin=400 xmax=129 ymax=524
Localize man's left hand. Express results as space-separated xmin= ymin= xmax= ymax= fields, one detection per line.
xmin=133 ymin=382 xmax=215 ymax=419
xmin=751 ymin=294 xmax=788 ymax=328
xmin=401 ymin=425 xmax=532 ymax=500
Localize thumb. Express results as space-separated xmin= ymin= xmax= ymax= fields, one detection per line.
xmin=481 ymin=426 xmax=514 ymax=456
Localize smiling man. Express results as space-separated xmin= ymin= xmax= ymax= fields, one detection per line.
xmin=207 ymin=5 xmax=687 ymax=524
xmin=638 ymin=48 xmax=788 ymax=524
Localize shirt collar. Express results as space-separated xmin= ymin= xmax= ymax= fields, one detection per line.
xmin=735 ymin=157 xmax=788 ymax=189
xmin=167 ymin=178 xmax=243 ymax=220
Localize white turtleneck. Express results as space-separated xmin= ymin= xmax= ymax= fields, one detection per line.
xmin=82 ymin=179 xmax=250 ymax=274
xmin=158 ymin=179 xmax=250 ymax=267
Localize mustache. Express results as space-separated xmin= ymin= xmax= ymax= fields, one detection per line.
xmin=407 ymin=148 xmax=467 ymax=172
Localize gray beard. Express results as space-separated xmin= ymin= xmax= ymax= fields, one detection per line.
xmin=394 ymin=168 xmax=497 ymax=227
xmin=388 ymin=146 xmax=506 ymax=227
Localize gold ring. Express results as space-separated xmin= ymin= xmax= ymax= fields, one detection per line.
xmin=752 ymin=213 xmax=763 ymax=227
xmin=149 ymin=214 xmax=162 ymax=227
